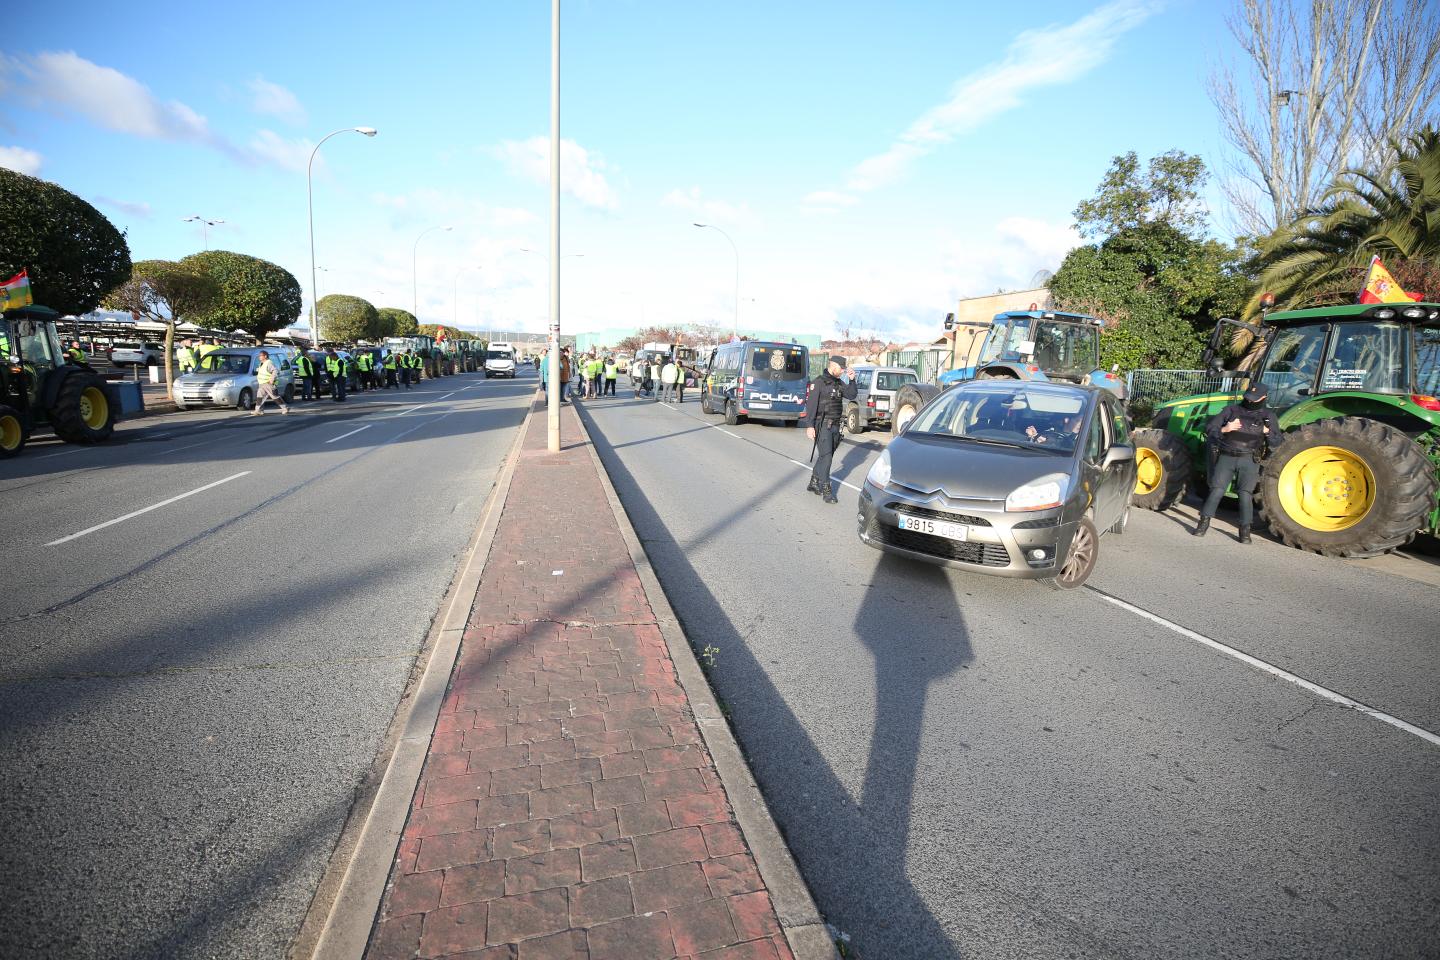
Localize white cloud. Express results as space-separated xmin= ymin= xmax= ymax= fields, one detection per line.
xmin=247 ymin=76 xmax=306 ymax=126
xmin=661 ymin=186 xmax=753 ymax=223
xmin=842 ymin=0 xmax=1157 ymax=193
xmin=247 ymin=129 xmax=314 ymax=172
xmin=0 ymin=145 xmax=42 ymax=175
xmin=95 ymin=196 xmax=152 ymax=219
xmin=496 ymin=137 xmax=620 ymax=210
xmin=799 ymin=190 xmax=860 ymax=215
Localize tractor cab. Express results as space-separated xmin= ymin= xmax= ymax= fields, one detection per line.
xmin=1 ymin=304 xmax=118 ymax=458
xmin=940 ymin=310 xmax=1123 ymax=400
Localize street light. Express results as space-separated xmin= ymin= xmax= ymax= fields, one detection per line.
xmin=413 ymin=225 xmax=455 ymax=318
xmin=308 ymin=126 xmax=378 ymax=346
xmin=315 ymin=265 xmax=329 ymax=299
xmin=693 ymin=222 xmax=739 ymax=339
xmin=182 ymin=215 xmax=225 ymax=250
xmin=454 ymin=266 xmax=483 ymax=328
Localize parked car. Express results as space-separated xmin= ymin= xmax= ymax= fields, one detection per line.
xmin=173 ymin=347 xmax=296 ymax=410
xmin=857 ymin=380 xmax=1136 ymax=589
xmin=845 ymin=364 xmax=919 ymax=434
xmin=109 ymin=341 xmax=166 ymax=366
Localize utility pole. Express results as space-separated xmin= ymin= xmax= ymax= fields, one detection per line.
xmin=546 ymin=0 xmax=562 ymax=452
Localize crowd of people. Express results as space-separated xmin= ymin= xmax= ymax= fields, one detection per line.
xmin=536 ymin=346 xmax=696 ymax=404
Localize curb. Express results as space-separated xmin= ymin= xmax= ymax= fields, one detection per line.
xmin=572 ymin=401 xmax=840 ymax=960
xmin=291 ymin=400 xmax=535 ymax=960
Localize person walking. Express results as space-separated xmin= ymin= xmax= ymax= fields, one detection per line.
xmin=1193 ymin=383 xmax=1281 ymax=543
xmin=590 ymin=354 xmax=605 ymax=398
xmin=802 ymin=356 xmax=857 ymax=503
xmin=294 ymin=350 xmax=316 ymax=400
xmin=603 ymin=356 xmax=618 ymax=396
xmin=251 ymin=349 xmax=290 ymax=416
xmin=324 ymin=347 xmax=347 ymax=402
xmin=176 ymin=339 xmax=198 ymax=375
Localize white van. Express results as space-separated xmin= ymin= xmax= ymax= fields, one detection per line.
xmin=485 ymin=342 xmax=517 ymax=378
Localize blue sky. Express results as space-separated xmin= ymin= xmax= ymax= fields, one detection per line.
xmin=3 ymin=0 xmax=1236 ymax=343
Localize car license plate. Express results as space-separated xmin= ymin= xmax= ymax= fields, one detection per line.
xmin=897 ymin=514 xmax=967 ymax=541
xmin=875 ymin=397 xmax=890 ymax=410
xmin=747 ymin=401 xmax=771 ymax=409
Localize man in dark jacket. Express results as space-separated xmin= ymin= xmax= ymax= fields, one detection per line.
xmin=802 ymin=356 xmax=857 ymax=503
xmin=1193 ymin=383 xmax=1282 ymax=542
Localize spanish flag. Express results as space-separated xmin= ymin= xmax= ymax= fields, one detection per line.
xmin=1358 ymin=255 xmax=1415 ymax=304
xmin=0 ymin=269 xmax=33 ymax=311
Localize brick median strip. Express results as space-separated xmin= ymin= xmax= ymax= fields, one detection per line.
xmin=364 ymin=398 xmax=824 ymax=960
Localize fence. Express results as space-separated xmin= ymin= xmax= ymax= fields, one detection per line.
xmin=882 ymin=348 xmax=948 ymax=383
xmin=1125 ymin=369 xmax=1242 ymax=423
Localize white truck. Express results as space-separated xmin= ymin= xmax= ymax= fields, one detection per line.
xmin=485 ymin=341 xmax=517 ymax=378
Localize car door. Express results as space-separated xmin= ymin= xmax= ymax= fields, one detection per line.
xmin=1090 ymin=397 xmax=1134 ymax=529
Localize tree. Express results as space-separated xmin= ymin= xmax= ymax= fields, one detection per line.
xmin=181 ymin=250 xmax=301 ymax=342
xmin=102 ymin=260 xmax=218 ymax=397
xmin=376 ymin=307 xmax=418 ymax=338
xmin=1210 ymin=0 xmax=1440 ymax=235
xmin=417 ymin=323 xmax=464 ymax=341
xmin=1249 ymin=126 xmax=1440 ymax=314
xmin=317 ymin=294 xmax=379 ymax=342
xmin=1073 ymin=151 xmax=1210 ymax=239
xmin=0 ymin=168 xmax=131 ymax=316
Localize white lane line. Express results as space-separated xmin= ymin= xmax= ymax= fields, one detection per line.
xmin=46 ymin=471 xmax=252 ymax=547
xmin=707 ymin=423 xmax=863 ymax=492
xmin=326 ymin=424 xmax=373 ymax=444
xmin=1090 ymin=588 xmax=1440 ymax=750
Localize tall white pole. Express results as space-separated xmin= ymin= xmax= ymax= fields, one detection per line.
xmin=308 ymin=127 xmax=377 ymax=348
xmin=547 ymin=0 xmax=562 ymax=452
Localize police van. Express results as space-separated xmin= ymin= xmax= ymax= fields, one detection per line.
xmin=485 ymin=341 xmax=517 ymax=377
xmin=700 ymin=341 xmax=810 ymax=426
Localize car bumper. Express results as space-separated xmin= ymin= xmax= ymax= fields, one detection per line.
xmin=856 ymin=481 xmax=1077 ymax=579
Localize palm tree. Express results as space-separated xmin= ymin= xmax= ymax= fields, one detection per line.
xmin=1245 ymin=127 xmax=1440 ymax=319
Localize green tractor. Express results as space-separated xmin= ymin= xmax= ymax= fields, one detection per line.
xmin=1 ymin=304 xmax=118 ymax=458
xmin=1131 ymin=301 xmax=1440 ymax=557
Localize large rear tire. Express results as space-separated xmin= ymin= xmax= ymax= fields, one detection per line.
xmin=1259 ymin=417 xmax=1436 ymax=558
xmin=890 ymin=383 xmax=939 ymax=436
xmin=50 ymin=372 xmax=115 ymax=444
xmin=0 ymin=403 xmax=28 ymax=458
xmin=1129 ymin=428 xmax=1192 ymax=511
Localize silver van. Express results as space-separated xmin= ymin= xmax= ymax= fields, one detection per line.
xmin=846 ymin=364 xmax=920 ymax=433
xmin=173 ymin=347 xmax=296 ymax=410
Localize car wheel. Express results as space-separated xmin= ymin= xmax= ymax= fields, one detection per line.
xmin=700 ymin=394 xmax=713 ymax=415
xmin=283 ymin=384 xmax=295 ymax=404
xmin=845 ymin=406 xmax=864 ymax=434
xmin=237 ymin=388 xmax=255 ymax=411
xmin=1049 ymin=517 xmax=1099 ymax=590
xmin=724 ymin=401 xmax=741 ymax=426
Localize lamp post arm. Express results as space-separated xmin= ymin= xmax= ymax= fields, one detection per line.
xmin=308 ymin=128 xmax=361 ymax=347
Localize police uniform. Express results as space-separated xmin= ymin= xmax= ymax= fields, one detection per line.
xmin=802 ymin=357 xmax=858 ymax=503
xmin=1194 ymin=384 xmax=1281 ymax=543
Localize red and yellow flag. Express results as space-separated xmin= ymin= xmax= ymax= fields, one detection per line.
xmin=0 ymin=269 xmax=33 ymax=311
xmin=1358 ymin=255 xmax=1415 ymax=304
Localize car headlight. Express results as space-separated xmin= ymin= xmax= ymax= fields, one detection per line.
xmin=213 ymin=378 xmax=236 ymax=389
xmin=1006 ymin=473 xmax=1069 ymax=512
xmin=866 ymin=449 xmax=892 ymax=488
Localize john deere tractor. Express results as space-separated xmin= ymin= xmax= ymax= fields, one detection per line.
xmin=1 ymin=304 xmax=118 ymax=458
xmin=1131 ymin=301 xmax=1440 ymax=557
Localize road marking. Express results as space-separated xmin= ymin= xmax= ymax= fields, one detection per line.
xmin=326 ymin=424 xmax=373 ymax=444
xmin=663 ymin=406 xmax=866 ymax=492
xmin=1088 ymin=587 xmax=1440 ymax=750
xmin=46 ymin=471 xmax=252 ymax=546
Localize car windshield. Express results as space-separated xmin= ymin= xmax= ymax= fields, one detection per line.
xmin=907 ymin=387 xmax=1087 ymax=454
xmin=198 ymin=352 xmax=253 ymax=374
xmin=1417 ymin=325 xmax=1440 ymax=394
xmin=487 ymin=350 xmax=512 ymax=360
xmin=749 ymin=346 xmax=806 ymax=380
xmin=1320 ymin=320 xmax=1409 ymax=393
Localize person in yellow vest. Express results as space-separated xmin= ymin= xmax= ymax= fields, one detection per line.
xmin=356 ymin=349 xmax=375 ymax=391
xmin=382 ymin=350 xmax=399 ymax=389
xmin=324 ymin=347 xmax=347 ymax=402
xmin=294 ymin=350 xmax=316 ymax=400
xmin=176 ymin=339 xmax=197 ymax=375
xmin=198 ymin=338 xmax=222 ymax=370
xmin=603 ymin=356 xmax=618 ymax=396
xmin=66 ymin=341 xmax=88 ymax=365
xmin=251 ymin=349 xmax=290 ymax=416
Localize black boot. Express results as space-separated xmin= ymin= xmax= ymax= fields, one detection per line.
xmin=806 ymin=476 xmax=820 ymax=495
xmin=822 ymin=484 xmax=838 ymax=504
xmin=1192 ymin=516 xmax=1210 ymax=537
xmin=1237 ymin=525 xmax=1252 ymax=544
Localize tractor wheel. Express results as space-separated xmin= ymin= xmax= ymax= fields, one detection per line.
xmin=1129 ymin=427 xmax=1191 ymax=511
xmin=1259 ymin=417 xmax=1437 ymax=558
xmin=0 ymin=403 xmax=29 ymax=458
xmin=845 ymin=405 xmax=865 ymax=434
xmin=50 ymin=372 xmax=115 ymax=444
xmin=891 ymin=383 xmax=938 ymax=436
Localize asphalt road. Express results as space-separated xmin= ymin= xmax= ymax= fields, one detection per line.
xmin=578 ymin=389 xmax=1440 ymax=960
xmin=0 ymin=370 xmax=534 ymax=959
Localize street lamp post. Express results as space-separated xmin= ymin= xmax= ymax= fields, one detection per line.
xmin=547 ymin=0 xmax=562 ymax=452
xmin=693 ymin=223 xmax=739 ymax=339
xmin=308 ymin=126 xmax=378 ymax=347
xmin=182 ymin=215 xmax=225 ymax=250
xmin=413 ymin=225 xmax=455 ymax=320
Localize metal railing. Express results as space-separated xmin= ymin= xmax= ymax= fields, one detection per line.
xmin=1125 ymin=370 xmax=1242 ymax=407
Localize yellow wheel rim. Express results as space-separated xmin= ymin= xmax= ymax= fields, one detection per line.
xmin=0 ymin=414 xmax=19 ymax=451
xmin=1134 ymin=446 xmax=1164 ymax=495
xmin=1277 ymin=445 xmax=1376 ymax=532
xmin=79 ymin=386 xmax=109 ymax=429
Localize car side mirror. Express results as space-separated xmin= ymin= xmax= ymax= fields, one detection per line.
xmin=1103 ymin=444 xmax=1135 ymax=467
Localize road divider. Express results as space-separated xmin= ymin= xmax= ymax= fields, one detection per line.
xmin=46 ymin=471 xmax=252 ymax=547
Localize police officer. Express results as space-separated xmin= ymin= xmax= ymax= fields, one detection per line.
xmin=1193 ymin=383 xmax=1281 ymax=543
xmin=802 ymin=356 xmax=857 ymax=503
xmin=294 ymin=349 xmax=316 ymax=400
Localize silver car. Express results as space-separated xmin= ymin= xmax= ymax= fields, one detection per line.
xmin=846 ymin=364 xmax=919 ymax=433
xmin=173 ymin=347 xmax=296 ymax=410
xmin=857 ymin=380 xmax=1136 ymax=589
